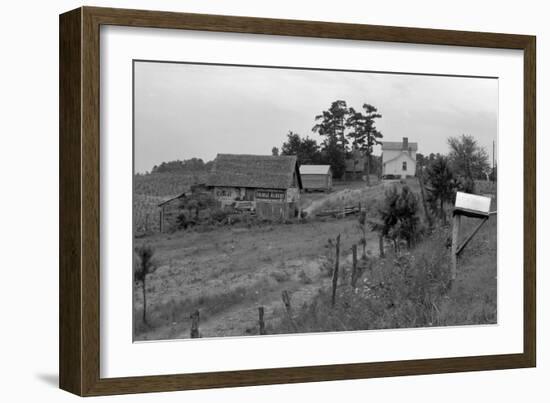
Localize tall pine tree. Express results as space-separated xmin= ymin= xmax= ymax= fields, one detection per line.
xmin=345 ymin=103 xmax=382 ymax=185
xmin=312 ymin=100 xmax=349 ymax=178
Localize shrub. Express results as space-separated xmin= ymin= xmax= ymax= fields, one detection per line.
xmin=270 ymin=269 xmax=291 ymax=283
xmin=374 ymin=185 xmax=422 ymax=252
xmin=208 ymin=208 xmax=229 ymax=223
xmin=425 ymin=155 xmax=458 ymax=224
xmin=298 ymin=269 xmax=313 ymax=284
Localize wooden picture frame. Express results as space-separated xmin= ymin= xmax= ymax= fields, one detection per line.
xmin=59 ymin=6 xmax=536 ymax=396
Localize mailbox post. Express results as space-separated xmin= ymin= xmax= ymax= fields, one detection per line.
xmin=451 ymin=192 xmax=493 ymax=280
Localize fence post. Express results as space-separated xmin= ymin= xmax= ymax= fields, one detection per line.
xmin=281 ymin=290 xmax=297 ymax=332
xmin=351 ymin=244 xmax=358 ymax=287
xmin=418 ymin=174 xmax=433 ymax=229
xmin=190 ymin=310 xmax=200 ymax=338
xmin=258 ymin=306 xmax=266 ymax=335
xmin=331 ymin=234 xmax=341 ymax=307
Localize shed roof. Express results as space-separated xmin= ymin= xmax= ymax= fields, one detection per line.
xmin=157 ymin=191 xmax=188 ymax=207
xmin=382 ymin=141 xmax=418 ymax=151
xmin=299 ymin=165 xmax=332 ymax=175
xmin=207 ymin=154 xmax=301 ymax=189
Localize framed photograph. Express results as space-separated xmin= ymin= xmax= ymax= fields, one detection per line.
xmin=59 ymin=6 xmax=536 ymax=396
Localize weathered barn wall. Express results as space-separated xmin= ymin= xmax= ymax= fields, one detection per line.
xmin=214 ymin=187 xmax=243 ymax=207
xmin=256 ymin=201 xmax=298 ymax=221
xmin=302 ymin=174 xmax=330 ymax=190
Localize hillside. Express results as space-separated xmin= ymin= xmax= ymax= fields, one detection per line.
xmin=134 ymin=171 xmax=208 ymax=197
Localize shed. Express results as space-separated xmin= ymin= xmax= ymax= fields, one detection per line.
xmin=157 ymin=191 xmax=189 ymax=233
xmin=299 ymin=165 xmax=332 ymax=192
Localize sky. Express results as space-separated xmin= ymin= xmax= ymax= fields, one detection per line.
xmin=134 ymin=61 xmax=498 ymax=174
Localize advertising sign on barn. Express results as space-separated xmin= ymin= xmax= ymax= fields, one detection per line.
xmin=255 ymin=189 xmax=286 ymax=200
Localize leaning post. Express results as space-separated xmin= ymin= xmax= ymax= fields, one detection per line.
xmin=450 ymin=213 xmax=461 ymax=281
xmin=331 ymin=234 xmax=341 ymax=307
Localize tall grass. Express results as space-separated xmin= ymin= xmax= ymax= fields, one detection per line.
xmin=271 ymin=220 xmax=496 ymax=334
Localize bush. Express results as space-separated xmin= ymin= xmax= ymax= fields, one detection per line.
xmin=298 ymin=269 xmax=313 ymax=284
xmin=375 ymin=185 xmax=422 ymax=251
xmin=176 ymin=212 xmax=197 ymax=229
xmin=270 ymin=270 xmax=291 ymax=283
xmin=425 ymin=155 xmax=458 ymax=224
xmin=208 ymin=208 xmax=229 ymax=223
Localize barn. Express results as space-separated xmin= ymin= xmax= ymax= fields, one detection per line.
xmin=382 ymin=137 xmax=418 ymax=179
xmin=206 ymin=154 xmax=302 ymax=220
xmin=299 ymin=165 xmax=332 ymax=192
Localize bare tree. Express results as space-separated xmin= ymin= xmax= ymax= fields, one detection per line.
xmin=134 ymin=244 xmax=158 ymax=327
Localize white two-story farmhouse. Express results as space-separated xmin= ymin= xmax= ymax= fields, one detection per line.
xmin=381 ymin=137 xmax=418 ymax=179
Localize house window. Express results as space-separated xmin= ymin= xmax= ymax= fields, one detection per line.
xmin=402 ymin=161 xmax=407 ymax=171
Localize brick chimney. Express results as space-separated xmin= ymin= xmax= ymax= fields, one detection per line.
xmin=402 ymin=137 xmax=409 ymax=150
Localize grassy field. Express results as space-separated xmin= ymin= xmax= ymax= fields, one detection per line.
xmin=133 ymin=178 xmax=497 ymax=340
xmin=134 ymin=215 xmax=378 ymax=340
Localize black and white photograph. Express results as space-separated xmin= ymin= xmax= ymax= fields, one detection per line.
xmin=132 ymin=61 xmax=498 ymax=342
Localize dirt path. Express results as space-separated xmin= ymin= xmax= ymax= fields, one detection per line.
xmin=171 ymin=251 xmax=363 ymax=339
xmin=182 ymin=264 xmax=330 ymax=338
xmin=138 ymin=245 xmax=372 ymax=341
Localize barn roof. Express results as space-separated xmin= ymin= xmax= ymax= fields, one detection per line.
xmin=207 ymin=154 xmax=301 ymax=189
xmin=382 ymin=141 xmax=418 ymax=151
xmin=299 ymin=165 xmax=332 ymax=175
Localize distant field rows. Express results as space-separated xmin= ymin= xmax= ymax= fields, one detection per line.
xmin=134 ymin=171 xmax=207 ymax=197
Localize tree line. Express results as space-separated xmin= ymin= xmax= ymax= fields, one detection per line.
xmin=148 ymin=158 xmax=213 ymax=175
xmin=273 ymin=100 xmax=384 ymax=182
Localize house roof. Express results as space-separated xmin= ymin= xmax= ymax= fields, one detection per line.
xmin=207 ymin=154 xmax=301 ymax=189
xmin=382 ymin=141 xmax=418 ymax=151
xmin=299 ymin=165 xmax=332 ymax=175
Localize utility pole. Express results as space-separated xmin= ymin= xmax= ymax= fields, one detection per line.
xmin=492 ymin=140 xmax=495 ymax=183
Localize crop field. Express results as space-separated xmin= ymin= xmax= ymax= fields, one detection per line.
xmin=134 ymin=171 xmax=207 ymax=197
xmin=133 ymin=179 xmax=497 ymax=341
